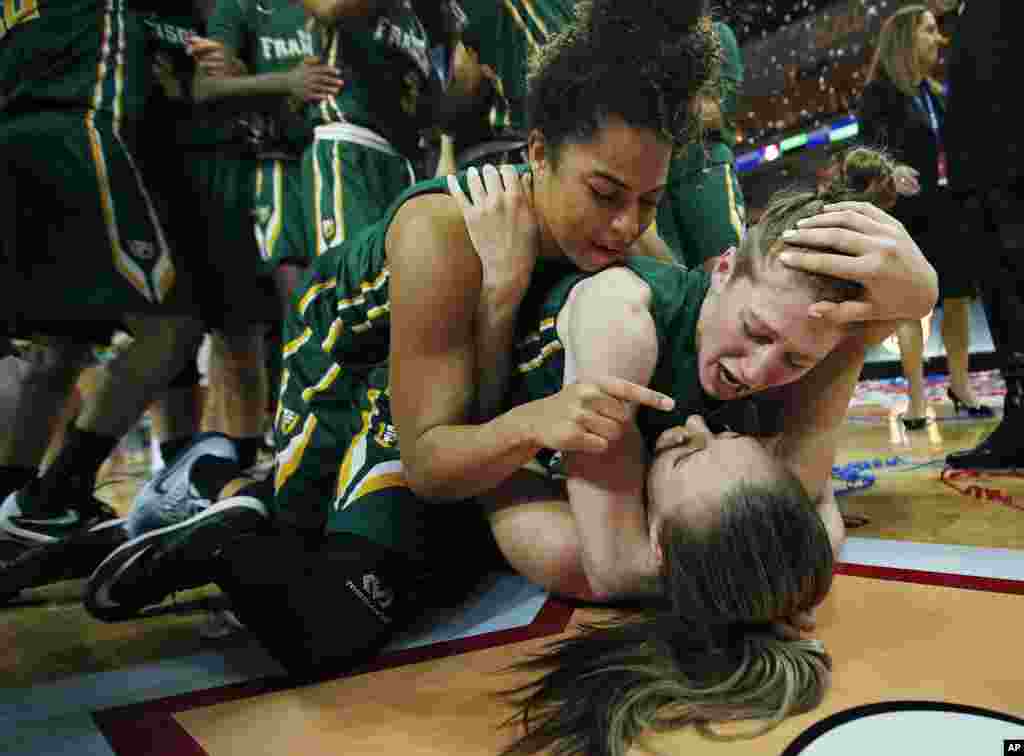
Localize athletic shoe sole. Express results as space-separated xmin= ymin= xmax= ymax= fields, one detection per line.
xmin=0 ymin=490 xmax=85 ymax=545
xmin=86 ymin=496 xmax=267 ymax=622
xmin=0 ymin=518 xmax=128 ymax=601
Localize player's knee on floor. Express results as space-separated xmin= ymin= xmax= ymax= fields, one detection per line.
xmin=216 ymin=530 xmax=417 ymax=676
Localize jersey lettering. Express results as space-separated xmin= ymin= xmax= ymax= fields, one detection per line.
xmin=373 ymin=14 xmax=430 ymax=80
xmin=258 ymin=30 xmax=314 ymax=60
xmin=145 ymin=21 xmax=193 ymax=47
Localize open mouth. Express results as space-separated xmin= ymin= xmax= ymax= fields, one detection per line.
xmin=594 ymin=243 xmax=622 ymax=257
xmin=719 ymin=362 xmax=748 ymax=395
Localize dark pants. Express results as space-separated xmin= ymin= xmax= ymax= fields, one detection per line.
xmin=955 ymin=182 xmax=1024 ymax=394
xmin=213 ymin=529 xmax=484 ymax=678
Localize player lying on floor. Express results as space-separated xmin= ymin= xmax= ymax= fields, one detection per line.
xmin=478 ymin=149 xmax=916 ymax=755
xmin=77 ymin=141 xmax=933 ymax=755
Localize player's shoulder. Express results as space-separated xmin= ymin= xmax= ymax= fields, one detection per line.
xmin=387 ymin=189 xmax=477 ymax=274
xmin=575 ymin=265 xmax=653 ymax=313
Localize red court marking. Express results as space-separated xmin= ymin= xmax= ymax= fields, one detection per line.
xmin=836 ymin=562 xmax=1024 ymax=595
xmin=939 ymin=467 xmax=1024 ymax=514
xmin=93 ymin=595 xmax=575 ymax=756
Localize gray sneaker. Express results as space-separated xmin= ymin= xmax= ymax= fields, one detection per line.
xmin=127 ymin=432 xmax=238 ymax=537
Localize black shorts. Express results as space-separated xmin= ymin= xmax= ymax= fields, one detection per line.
xmin=214 ymin=527 xmax=496 ymax=677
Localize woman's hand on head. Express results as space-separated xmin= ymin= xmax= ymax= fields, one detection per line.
xmin=448 ymin=164 xmax=538 ymax=299
xmin=776 ymin=201 xmax=938 ymax=325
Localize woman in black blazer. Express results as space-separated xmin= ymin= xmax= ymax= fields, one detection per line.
xmin=858 ymin=4 xmax=991 ymax=429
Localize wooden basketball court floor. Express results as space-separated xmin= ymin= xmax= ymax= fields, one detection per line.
xmin=2 ymin=374 xmax=1023 ymax=755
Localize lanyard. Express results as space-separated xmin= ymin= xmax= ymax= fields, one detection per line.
xmin=915 ymin=83 xmax=942 ymax=145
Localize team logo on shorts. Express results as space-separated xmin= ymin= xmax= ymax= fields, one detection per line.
xmin=362 ymin=573 xmax=394 ymax=610
xmin=128 ymin=240 xmax=156 ymax=260
xmin=252 ymin=205 xmax=272 ymax=227
xmin=321 ymin=217 xmax=337 ymax=243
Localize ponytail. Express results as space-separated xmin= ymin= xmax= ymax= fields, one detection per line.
xmin=500 ymin=612 xmax=831 ymax=756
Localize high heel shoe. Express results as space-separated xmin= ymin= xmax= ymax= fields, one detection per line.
xmin=900 ymin=413 xmax=929 ymax=431
xmin=947 ymin=388 xmax=996 ymax=418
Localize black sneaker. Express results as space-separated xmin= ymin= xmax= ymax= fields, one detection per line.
xmin=0 ymin=517 xmax=128 ymax=602
xmin=85 ymin=496 xmax=268 ymax=622
xmin=0 ymin=483 xmax=119 ymax=545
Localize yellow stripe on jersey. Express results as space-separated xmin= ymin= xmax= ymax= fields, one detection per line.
xmin=301 ymin=363 xmax=341 ymax=403
xmin=725 ymin=164 xmax=744 ymax=239
xmin=503 ymin=0 xmax=540 ymax=51
xmin=85 ymin=117 xmax=150 ymax=301
xmin=338 ymin=460 xmax=406 ymax=511
xmin=516 ymin=316 xmax=556 ymax=347
xmin=328 ymin=141 xmax=346 ymax=253
xmin=350 ymin=303 xmax=389 ymax=334
xmin=283 ymin=327 xmax=312 ymax=358
xmin=318 ymin=32 xmax=344 ymax=124
xmin=322 ymin=317 xmax=344 ymax=352
xmin=298 ymin=277 xmax=338 ymax=318
xmin=112 ymin=1 xmax=125 ymax=130
xmin=153 ymin=251 xmax=175 ymax=303
xmin=85 ymin=4 xmax=148 ymax=302
xmin=517 ymin=0 xmax=550 ymax=39
xmin=274 ymin=413 xmax=318 ymax=493
xmin=336 ymin=268 xmax=389 ymax=312
xmin=517 ymin=339 xmax=563 ymax=374
xmin=334 ymin=389 xmax=383 ymax=507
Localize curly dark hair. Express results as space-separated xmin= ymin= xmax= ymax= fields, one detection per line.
xmin=525 ymin=0 xmax=721 ymax=164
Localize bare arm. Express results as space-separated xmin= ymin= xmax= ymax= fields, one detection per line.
xmin=193 ymin=69 xmax=293 ymax=104
xmin=189 ymin=39 xmax=342 ymax=105
xmin=767 ymin=335 xmax=867 ymax=501
xmin=481 ymin=471 xmax=596 ymax=601
xmin=446 ymin=167 xmax=537 ymax=420
xmin=559 ymin=269 xmax=661 ymax=600
xmin=387 ymin=195 xmax=542 ymax=502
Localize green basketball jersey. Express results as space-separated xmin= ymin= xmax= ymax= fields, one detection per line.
xmin=0 ymin=0 xmax=152 ymax=123
xmin=309 ymin=0 xmax=465 ymax=159
xmin=208 ymin=0 xmax=322 ymax=153
xmin=512 ymin=257 xmax=719 ymax=466
xmin=460 ymin=0 xmax=574 ymax=134
xmin=139 ymin=10 xmax=247 ymax=150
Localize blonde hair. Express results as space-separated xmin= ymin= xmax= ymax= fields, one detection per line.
xmin=730 ymin=145 xmax=899 ymax=306
xmin=500 ymin=469 xmax=834 ymax=756
xmin=867 ymin=4 xmax=932 ymax=96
